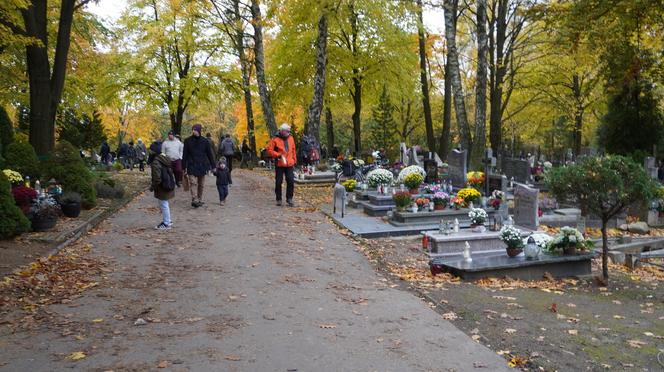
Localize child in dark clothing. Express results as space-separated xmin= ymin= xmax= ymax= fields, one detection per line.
xmin=213 ymin=156 xmax=230 ymax=205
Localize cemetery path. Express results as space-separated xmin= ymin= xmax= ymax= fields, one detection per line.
xmin=0 ymin=169 xmax=509 ymax=372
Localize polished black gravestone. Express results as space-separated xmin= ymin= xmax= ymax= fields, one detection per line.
xmin=429 ymin=252 xmax=595 ymax=280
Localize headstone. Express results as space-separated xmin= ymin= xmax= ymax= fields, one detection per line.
xmin=423 ymin=157 xmax=438 ymax=184
xmin=447 ymin=149 xmax=467 ymax=188
xmin=501 ymin=158 xmax=531 ymax=184
xmin=487 ymin=174 xmax=507 ymax=194
xmin=409 ymin=146 xmax=420 ymax=166
xmin=644 ymin=157 xmax=658 ymax=179
xmin=433 ymin=152 xmax=444 ymax=167
xmin=514 ymin=184 xmax=539 ymax=230
xmin=400 ymin=143 xmax=409 ymax=165
xmin=332 ymin=183 xmax=346 ymax=218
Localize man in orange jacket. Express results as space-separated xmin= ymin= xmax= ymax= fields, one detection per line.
xmin=266 ymin=123 xmax=297 ymax=206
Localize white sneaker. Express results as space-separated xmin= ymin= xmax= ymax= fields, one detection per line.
xmin=155 ymin=222 xmax=172 ymax=230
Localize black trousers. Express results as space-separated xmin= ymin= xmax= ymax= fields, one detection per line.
xmin=226 ymin=156 xmax=233 ymax=184
xmin=275 ymin=166 xmax=294 ymax=201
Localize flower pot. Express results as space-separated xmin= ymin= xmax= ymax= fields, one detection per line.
xmin=409 ymin=188 xmax=419 ymax=195
xmin=434 ymin=204 xmax=446 ymax=211
xmin=563 ymin=245 xmax=577 ymax=255
xmin=31 ymin=215 xmax=57 ymax=232
xmin=506 ymin=247 xmax=523 ymax=257
xmin=61 ymin=202 xmax=82 ymax=218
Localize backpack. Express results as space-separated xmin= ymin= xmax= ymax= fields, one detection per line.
xmin=160 ymin=165 xmax=176 ymax=191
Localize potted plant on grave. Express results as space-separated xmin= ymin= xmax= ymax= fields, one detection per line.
xmin=450 ymin=196 xmax=464 ymax=210
xmin=403 ymin=173 xmax=424 ymax=194
xmin=29 ymin=195 xmax=60 ymax=231
xmin=456 ymin=187 xmax=481 ymax=208
xmin=393 ymin=191 xmax=412 ymax=212
xmin=341 ymin=179 xmax=357 ymax=193
xmin=468 ymin=208 xmax=488 ymax=232
xmin=3 ymin=169 xmax=24 ymax=188
xmin=467 ymin=171 xmax=486 ymax=191
xmin=415 ymin=197 xmax=430 ymax=211
xmin=59 ymin=191 xmax=82 ymax=218
xmin=366 ymin=168 xmax=394 ymax=191
xmin=488 ymin=190 xmax=504 ymax=210
xmin=423 ymin=184 xmax=441 ymax=194
xmin=499 ymin=225 xmax=525 ymax=257
xmin=545 ymin=226 xmax=593 ymax=255
xmin=432 ymin=192 xmax=450 ymax=210
xmin=11 ymin=184 xmax=38 ymax=215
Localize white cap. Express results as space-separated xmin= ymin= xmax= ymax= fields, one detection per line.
xmin=279 ymin=123 xmax=291 ymax=131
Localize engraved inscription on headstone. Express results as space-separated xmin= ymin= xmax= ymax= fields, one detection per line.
xmin=447 ymin=149 xmax=467 ymax=188
xmin=514 ymin=184 xmax=539 ymax=230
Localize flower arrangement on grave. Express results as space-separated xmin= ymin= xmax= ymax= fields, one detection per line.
xmin=488 ymin=190 xmax=505 ymax=210
xmin=29 ymin=194 xmax=60 ymax=231
xmin=467 ymin=171 xmax=485 ymax=190
xmin=456 ymin=187 xmax=481 ymax=207
xmin=341 ymin=179 xmax=357 ymax=192
xmin=11 ymin=185 xmax=38 ymax=215
xmin=468 ymin=208 xmax=488 ymax=226
xmin=450 ymin=196 xmax=464 ymax=210
xmin=415 ymin=197 xmax=430 ymax=210
xmin=499 ymin=225 xmax=524 ymax=257
xmin=393 ymin=191 xmax=412 ymax=211
xmin=423 ymin=184 xmax=441 ymax=194
xmin=366 ymin=168 xmax=394 ymax=188
xmin=403 ymin=173 xmax=424 ymax=193
xmin=397 ymin=165 xmax=426 ymax=184
xmin=432 ymin=192 xmax=450 ymax=209
xmin=545 ymin=226 xmax=593 ymax=255
xmin=3 ymin=169 xmax=23 ymax=186
xmin=330 ymin=162 xmax=342 ymax=173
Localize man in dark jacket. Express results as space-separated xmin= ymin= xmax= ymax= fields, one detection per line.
xmin=240 ymin=139 xmax=251 ymax=169
xmin=149 ymin=141 xmax=175 ymax=230
xmin=100 ymin=141 xmax=110 ymax=165
xmin=183 ymin=124 xmax=215 ymax=207
xmin=218 ymin=134 xmax=236 ymax=184
xmin=127 ymin=141 xmax=136 ymax=170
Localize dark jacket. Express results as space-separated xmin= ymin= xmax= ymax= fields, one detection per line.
xmin=183 ymin=135 xmax=215 ymax=177
xmin=118 ymin=143 xmax=129 ymax=157
xmin=241 ymin=142 xmax=250 ymax=154
xmin=100 ymin=142 xmax=110 ymax=156
xmin=219 ymin=137 xmax=235 ymax=157
xmin=136 ymin=141 xmax=147 ymax=161
xmin=150 ymin=154 xmax=175 ymax=200
xmin=213 ymin=164 xmax=231 ymax=185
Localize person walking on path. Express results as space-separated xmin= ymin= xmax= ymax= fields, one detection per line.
xmin=127 ymin=140 xmax=137 ymax=170
xmin=183 ymin=124 xmax=215 ymax=208
xmin=240 ymin=139 xmax=251 ymax=169
xmin=218 ymin=134 xmax=236 ymax=184
xmin=266 ymin=123 xmax=297 ymax=207
xmin=100 ymin=141 xmax=110 ymax=165
xmin=206 ymin=133 xmax=217 ymax=163
xmin=148 ymin=140 xmax=175 ymax=230
xmin=162 ymin=131 xmax=184 ymax=187
xmin=117 ymin=141 xmax=129 ymax=169
xmin=212 ymin=156 xmax=231 ymax=206
xmin=136 ymin=138 xmax=147 ymax=172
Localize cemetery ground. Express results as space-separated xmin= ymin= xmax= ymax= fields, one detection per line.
xmin=297 ymin=182 xmax=664 ymax=371
xmin=0 ymin=170 xmax=509 ymax=371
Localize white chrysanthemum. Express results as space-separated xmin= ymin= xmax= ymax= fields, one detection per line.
xmin=397 ymin=165 xmax=426 ymax=183
xmin=366 ymin=168 xmax=394 ymax=188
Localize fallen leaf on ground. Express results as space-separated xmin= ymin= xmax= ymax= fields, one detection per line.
xmin=627 ymin=340 xmax=647 ymax=348
xmin=319 ymin=324 xmax=337 ymax=329
xmin=504 ymin=328 xmax=517 ymax=335
xmin=568 ymin=329 xmax=578 ymax=335
xmin=66 ymin=351 xmax=86 ymax=361
xmin=224 ymin=355 xmax=242 ymax=361
xmin=157 ymin=361 xmax=168 ymax=368
xmin=442 ymin=312 xmax=458 ymax=320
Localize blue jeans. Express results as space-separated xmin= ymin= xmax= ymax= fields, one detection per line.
xmin=158 ymin=199 xmax=171 ymax=225
xmin=217 ymin=184 xmax=229 ymax=202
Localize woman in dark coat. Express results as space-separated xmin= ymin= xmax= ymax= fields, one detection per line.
xmin=182 ymin=124 xmax=215 ymax=207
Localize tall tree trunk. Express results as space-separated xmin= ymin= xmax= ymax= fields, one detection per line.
xmin=416 ymin=0 xmax=435 ymax=153
xmin=325 ymin=104 xmax=334 ymax=152
xmin=572 ymin=73 xmax=583 ymax=156
xmin=351 ymin=76 xmax=362 ymax=155
xmin=349 ymin=3 xmax=362 ymax=156
xmin=235 ymin=0 xmax=256 ymax=157
xmin=488 ymin=0 xmax=513 ymax=155
xmin=438 ymin=56 xmax=452 ymax=161
xmin=443 ymin=0 xmax=472 ymax=154
xmin=23 ymin=0 xmax=80 ymax=156
xmin=471 ymin=0 xmax=489 ymax=169
xmin=250 ymin=0 xmax=277 ymax=136
xmin=305 ymin=11 xmax=328 ymax=143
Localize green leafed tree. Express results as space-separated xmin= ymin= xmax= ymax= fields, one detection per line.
xmin=546 ymin=155 xmax=657 ymax=284
xmin=367 ymin=85 xmax=398 ymax=156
